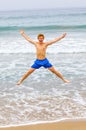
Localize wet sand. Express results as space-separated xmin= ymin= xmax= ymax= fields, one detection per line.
xmin=1 ymin=119 xmax=86 ymax=130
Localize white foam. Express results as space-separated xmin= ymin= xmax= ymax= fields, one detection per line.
xmin=73 ymin=91 xmax=86 ymax=105
xmin=0 ymin=38 xmax=86 ymax=54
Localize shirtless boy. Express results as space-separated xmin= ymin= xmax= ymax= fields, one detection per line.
xmin=17 ymin=30 xmax=70 ymax=85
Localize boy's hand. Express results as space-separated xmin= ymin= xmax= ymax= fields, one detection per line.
xmin=62 ymin=33 xmax=67 ymax=38
xmin=20 ymin=30 xmax=24 ymax=35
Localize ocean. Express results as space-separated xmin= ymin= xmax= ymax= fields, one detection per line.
xmin=0 ymin=8 xmax=86 ymax=127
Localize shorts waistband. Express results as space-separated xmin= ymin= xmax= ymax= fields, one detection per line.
xmin=36 ymin=58 xmax=47 ymax=61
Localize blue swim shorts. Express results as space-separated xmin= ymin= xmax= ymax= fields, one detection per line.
xmin=31 ymin=58 xmax=53 ymax=69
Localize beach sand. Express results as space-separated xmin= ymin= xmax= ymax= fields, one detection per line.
xmin=1 ymin=119 xmax=86 ymax=130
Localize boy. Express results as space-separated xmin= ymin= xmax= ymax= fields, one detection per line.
xmin=17 ymin=30 xmax=70 ymax=85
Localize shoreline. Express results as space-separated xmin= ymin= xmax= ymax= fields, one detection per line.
xmin=1 ymin=119 xmax=86 ymax=130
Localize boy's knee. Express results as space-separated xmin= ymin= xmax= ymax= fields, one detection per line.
xmin=49 ymin=68 xmax=55 ymax=73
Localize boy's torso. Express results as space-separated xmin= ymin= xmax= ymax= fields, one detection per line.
xmin=35 ymin=42 xmax=47 ymax=60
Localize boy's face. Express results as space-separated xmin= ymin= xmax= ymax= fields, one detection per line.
xmin=38 ymin=36 xmax=44 ymax=43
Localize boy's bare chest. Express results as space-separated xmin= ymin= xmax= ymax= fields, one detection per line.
xmin=36 ymin=44 xmax=47 ymax=51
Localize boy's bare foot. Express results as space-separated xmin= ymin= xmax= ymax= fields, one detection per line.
xmin=63 ymin=79 xmax=70 ymax=83
xmin=17 ymin=81 xmax=22 ymax=86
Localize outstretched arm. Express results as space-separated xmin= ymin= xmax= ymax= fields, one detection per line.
xmin=46 ymin=33 xmax=67 ymax=46
xmin=20 ymin=30 xmax=36 ymax=45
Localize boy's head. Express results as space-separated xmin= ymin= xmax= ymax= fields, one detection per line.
xmin=37 ymin=34 xmax=45 ymax=43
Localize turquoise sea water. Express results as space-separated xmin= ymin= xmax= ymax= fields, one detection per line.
xmin=0 ymin=8 xmax=86 ymax=127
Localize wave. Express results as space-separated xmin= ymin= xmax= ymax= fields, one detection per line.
xmin=0 ymin=8 xmax=86 ymax=20
xmin=0 ymin=25 xmax=86 ymax=31
xmin=0 ymin=16 xmax=30 ymax=20
xmin=0 ymin=12 xmax=86 ymax=20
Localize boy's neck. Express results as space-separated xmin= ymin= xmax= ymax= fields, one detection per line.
xmin=39 ymin=42 xmax=44 ymax=44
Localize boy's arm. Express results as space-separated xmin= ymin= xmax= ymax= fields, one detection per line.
xmin=20 ymin=30 xmax=36 ymax=45
xmin=46 ymin=33 xmax=67 ymax=46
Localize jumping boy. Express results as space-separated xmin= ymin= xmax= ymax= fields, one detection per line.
xmin=17 ymin=30 xmax=70 ymax=85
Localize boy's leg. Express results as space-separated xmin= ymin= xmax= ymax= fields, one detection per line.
xmin=48 ymin=67 xmax=70 ymax=83
xmin=17 ymin=68 xmax=36 ymax=85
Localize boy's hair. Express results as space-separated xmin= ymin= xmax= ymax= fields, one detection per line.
xmin=37 ymin=34 xmax=45 ymax=39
